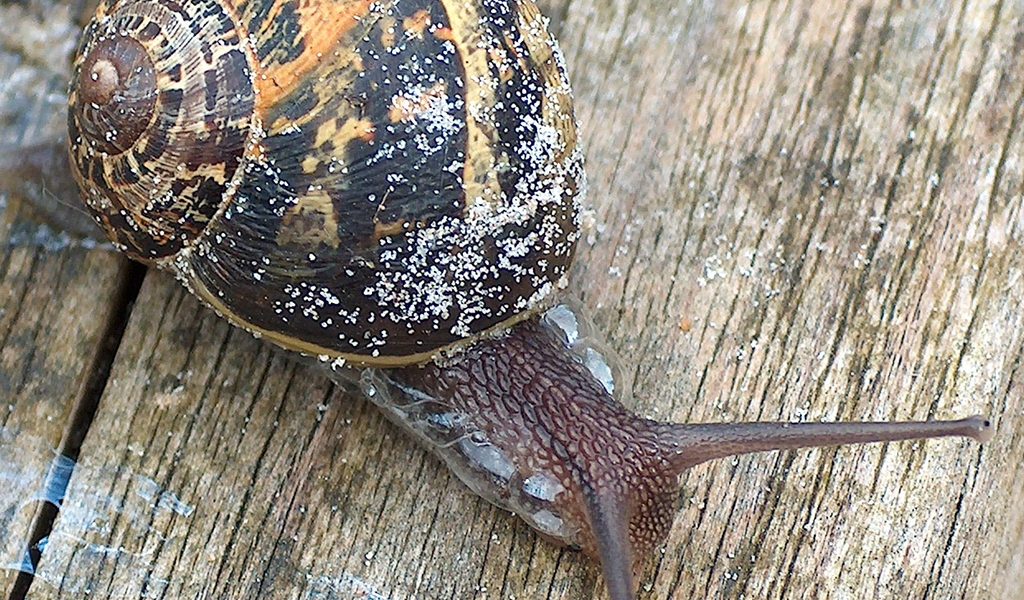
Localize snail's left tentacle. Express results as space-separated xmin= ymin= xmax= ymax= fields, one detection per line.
xmin=583 ymin=486 xmax=637 ymax=600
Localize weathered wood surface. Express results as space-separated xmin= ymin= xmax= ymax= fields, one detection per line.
xmin=0 ymin=0 xmax=129 ymax=594
xmin=1 ymin=0 xmax=1021 ymax=599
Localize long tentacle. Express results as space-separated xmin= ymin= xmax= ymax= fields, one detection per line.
xmin=655 ymin=416 xmax=993 ymax=473
xmin=583 ymin=487 xmax=636 ymax=600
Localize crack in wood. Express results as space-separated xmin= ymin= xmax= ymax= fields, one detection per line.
xmin=7 ymin=261 xmax=145 ymax=600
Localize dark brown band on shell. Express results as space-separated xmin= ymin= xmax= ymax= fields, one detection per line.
xmin=67 ymin=0 xmax=256 ymax=261
xmin=75 ymin=36 xmax=157 ymax=155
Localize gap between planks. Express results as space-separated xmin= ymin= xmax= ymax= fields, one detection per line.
xmin=7 ymin=262 xmax=146 ymax=600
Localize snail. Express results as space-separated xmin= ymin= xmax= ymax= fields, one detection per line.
xmin=62 ymin=0 xmax=994 ymax=598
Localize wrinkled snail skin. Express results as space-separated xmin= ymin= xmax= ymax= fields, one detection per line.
xmin=64 ymin=0 xmax=994 ymax=598
xmin=363 ymin=315 xmax=992 ymax=600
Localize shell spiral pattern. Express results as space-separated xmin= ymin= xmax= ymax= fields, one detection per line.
xmin=68 ymin=0 xmax=586 ymax=366
xmin=68 ymin=0 xmax=256 ymax=258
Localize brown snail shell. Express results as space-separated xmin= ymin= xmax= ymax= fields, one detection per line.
xmin=68 ymin=0 xmax=584 ymax=366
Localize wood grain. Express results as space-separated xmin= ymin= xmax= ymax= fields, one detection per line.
xmin=0 ymin=0 xmax=1020 ymax=599
xmin=0 ymin=0 xmax=130 ymax=595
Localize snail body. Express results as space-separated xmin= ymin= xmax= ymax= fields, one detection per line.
xmin=65 ymin=0 xmax=993 ymax=598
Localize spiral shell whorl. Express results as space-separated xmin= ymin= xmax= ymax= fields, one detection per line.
xmin=68 ymin=0 xmax=256 ymax=260
xmin=76 ymin=35 xmax=157 ymax=154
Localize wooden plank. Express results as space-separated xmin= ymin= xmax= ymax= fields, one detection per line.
xmin=15 ymin=1 xmax=1024 ymax=599
xmin=0 ymin=0 xmax=130 ymax=595
xmin=561 ymin=2 xmax=1023 ymax=597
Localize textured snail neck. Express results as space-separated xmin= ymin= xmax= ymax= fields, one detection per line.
xmin=384 ymin=319 xmax=688 ymax=600
xmin=75 ymin=36 xmax=156 ymax=155
xmin=378 ymin=315 xmax=991 ymax=600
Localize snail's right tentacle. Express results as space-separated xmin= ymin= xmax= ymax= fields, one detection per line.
xmin=654 ymin=417 xmax=994 ymax=473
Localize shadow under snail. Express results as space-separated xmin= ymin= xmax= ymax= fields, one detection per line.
xmin=57 ymin=0 xmax=994 ymax=597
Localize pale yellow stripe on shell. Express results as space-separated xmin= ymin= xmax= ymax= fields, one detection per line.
xmin=510 ymin=0 xmax=578 ymax=164
xmin=253 ymin=0 xmax=375 ymax=115
xmin=436 ymin=0 xmax=504 ymax=211
xmin=266 ymin=42 xmax=366 ymax=133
